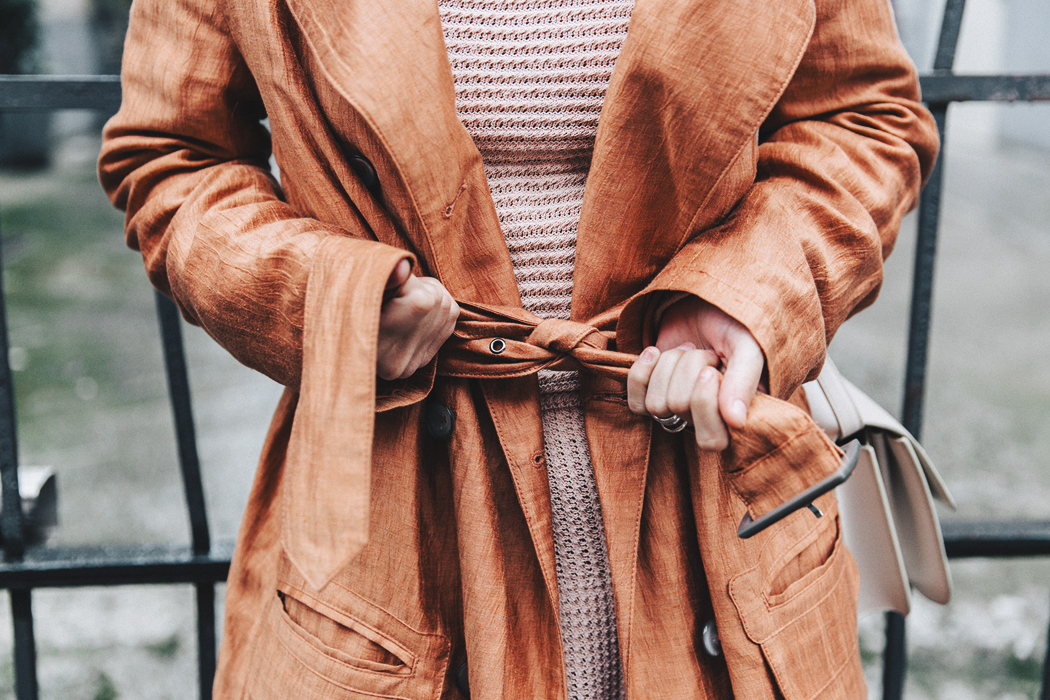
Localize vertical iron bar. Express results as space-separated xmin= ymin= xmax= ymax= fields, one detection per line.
xmin=933 ymin=0 xmax=968 ymax=71
xmin=196 ymin=582 xmax=216 ymax=700
xmin=1042 ymin=598 xmax=1050 ymax=700
xmin=0 ymin=211 xmax=26 ymax=559
xmin=881 ymin=2 xmax=966 ymax=695
xmin=11 ymin=589 xmax=38 ymax=700
xmin=156 ymin=291 xmax=215 ymax=698
xmin=882 ymin=612 xmax=908 ymax=700
xmin=885 ymin=104 xmax=949 ymax=700
xmin=0 ymin=209 xmax=37 ymax=700
xmin=154 ymin=291 xmax=211 ymax=556
xmin=900 ymin=105 xmax=949 ymax=440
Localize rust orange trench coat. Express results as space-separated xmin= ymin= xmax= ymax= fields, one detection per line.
xmin=99 ymin=0 xmax=938 ymax=695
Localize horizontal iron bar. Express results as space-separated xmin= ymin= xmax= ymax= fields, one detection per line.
xmin=921 ymin=73 xmax=1050 ymax=104
xmin=0 ymin=75 xmax=121 ymax=112
xmin=4 ymin=521 xmax=1049 ymax=587
xmin=943 ymin=520 xmax=1050 ymax=559
xmin=0 ymin=541 xmax=233 ymax=588
xmin=0 ymin=72 xmax=1046 ymax=115
xmin=1 ymin=73 xmax=1046 ymax=115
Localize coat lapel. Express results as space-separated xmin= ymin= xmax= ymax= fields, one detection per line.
xmin=283 ymin=0 xmax=571 ymax=614
xmin=282 ymin=0 xmax=522 ymax=307
xmin=574 ymin=0 xmax=816 ymax=320
xmin=576 ymin=0 xmax=816 ymax=669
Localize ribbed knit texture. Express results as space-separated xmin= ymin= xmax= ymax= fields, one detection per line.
xmin=438 ymin=2 xmax=632 ymax=698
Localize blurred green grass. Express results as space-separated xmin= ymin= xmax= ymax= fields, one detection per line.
xmin=1 ymin=169 xmax=163 ymax=432
xmin=0 ymin=168 xmax=187 ymax=546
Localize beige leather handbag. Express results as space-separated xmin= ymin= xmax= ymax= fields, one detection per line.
xmin=803 ymin=359 xmax=957 ymax=617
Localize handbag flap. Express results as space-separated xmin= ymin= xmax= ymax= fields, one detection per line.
xmin=842 ymin=378 xmax=957 ymax=509
xmin=808 ymin=358 xmax=956 ymax=509
xmin=812 ymin=357 xmax=956 ymax=613
xmin=872 ymin=434 xmax=953 ymax=605
xmin=837 ymin=444 xmax=911 ymax=617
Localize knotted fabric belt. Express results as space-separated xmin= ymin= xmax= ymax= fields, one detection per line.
xmin=437 ymin=301 xmax=637 ymax=381
xmin=440 ymin=300 xmax=859 ymax=539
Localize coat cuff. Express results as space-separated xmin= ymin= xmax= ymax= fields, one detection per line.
xmin=282 ymin=235 xmax=416 ymax=591
xmin=618 ymin=265 xmax=821 ymax=401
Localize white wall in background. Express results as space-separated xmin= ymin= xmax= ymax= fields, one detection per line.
xmin=1001 ymin=0 xmax=1050 ymax=150
xmin=895 ymin=0 xmax=1047 ymax=153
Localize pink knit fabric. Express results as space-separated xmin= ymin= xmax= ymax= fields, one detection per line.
xmin=438 ymin=1 xmax=633 ymax=698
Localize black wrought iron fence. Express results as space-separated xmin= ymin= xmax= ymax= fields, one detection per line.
xmin=0 ymin=218 xmax=228 ymax=700
xmin=0 ymin=0 xmax=1047 ymax=697
xmin=0 ymin=71 xmax=226 ymax=699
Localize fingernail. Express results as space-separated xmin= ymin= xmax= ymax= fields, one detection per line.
xmin=678 ymin=342 xmax=697 ymax=351
xmin=640 ymin=347 xmax=658 ymax=363
xmin=701 ymin=367 xmax=718 ymax=382
xmin=730 ymin=399 xmax=748 ymax=425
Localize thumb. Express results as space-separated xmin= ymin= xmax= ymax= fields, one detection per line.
xmin=718 ymin=339 xmax=765 ymax=430
xmin=384 ymin=259 xmax=412 ymax=299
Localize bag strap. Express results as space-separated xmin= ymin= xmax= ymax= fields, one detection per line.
xmin=804 ymin=357 xmax=864 ymax=439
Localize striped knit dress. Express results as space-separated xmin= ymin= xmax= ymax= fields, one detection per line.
xmin=437 ymin=2 xmax=634 ymax=699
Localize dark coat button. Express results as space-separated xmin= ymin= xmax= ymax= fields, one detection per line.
xmin=425 ymin=401 xmax=455 ymax=440
xmin=455 ymin=661 xmax=470 ymax=697
xmin=702 ymin=618 xmax=722 ymax=657
xmin=348 ymin=154 xmax=379 ymax=193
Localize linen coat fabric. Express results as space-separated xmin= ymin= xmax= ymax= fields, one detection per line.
xmin=98 ymin=0 xmax=939 ymax=696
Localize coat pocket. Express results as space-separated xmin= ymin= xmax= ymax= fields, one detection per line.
xmin=246 ymin=581 xmax=450 ymax=700
xmin=728 ymin=506 xmax=866 ymax=700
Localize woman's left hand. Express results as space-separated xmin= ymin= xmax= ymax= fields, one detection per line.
xmin=627 ymin=296 xmax=766 ymax=450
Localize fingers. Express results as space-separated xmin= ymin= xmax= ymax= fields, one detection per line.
xmin=718 ymin=334 xmax=766 ymax=429
xmin=644 ymin=344 xmax=691 ymax=417
xmin=377 ymin=274 xmax=460 ymax=380
xmin=646 ymin=343 xmax=697 ymax=418
xmin=656 ymin=347 xmax=727 ymax=450
xmin=383 ymin=258 xmax=412 ymax=300
xmin=628 ymin=344 xmax=728 ymax=448
xmin=627 ymin=346 xmax=660 ymax=414
xmin=642 ymin=295 xmax=768 ymax=449
xmin=629 ymin=344 xmax=720 ymax=414
xmin=690 ymin=367 xmax=727 ymax=450
xmin=417 ymin=282 xmax=459 ymax=369
xmin=628 ymin=326 xmax=764 ymax=450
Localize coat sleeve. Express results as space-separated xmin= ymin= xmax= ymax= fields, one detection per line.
xmin=618 ymin=0 xmax=938 ymax=520
xmin=621 ymin=0 xmax=939 ymax=401
xmin=98 ymin=0 xmax=417 ymax=589
xmin=98 ymin=0 xmax=412 ymax=391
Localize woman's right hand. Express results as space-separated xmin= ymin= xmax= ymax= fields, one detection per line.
xmin=377 ymin=259 xmax=460 ymax=380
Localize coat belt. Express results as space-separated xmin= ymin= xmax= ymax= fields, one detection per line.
xmin=438 ymin=300 xmax=637 ymax=381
